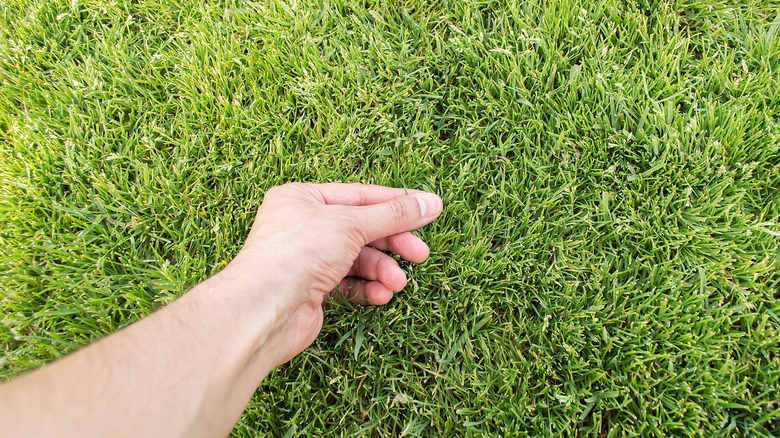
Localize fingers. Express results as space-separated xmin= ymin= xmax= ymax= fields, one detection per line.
xmin=311 ymin=183 xmax=425 ymax=206
xmin=335 ymin=278 xmax=394 ymax=306
xmin=370 ymin=232 xmax=430 ymax=264
xmin=348 ymin=246 xmax=407 ymax=292
xmin=353 ymin=193 xmax=443 ymax=244
xmin=330 ymin=246 xmax=410 ymax=306
xmin=269 ymin=182 xmax=442 ymax=246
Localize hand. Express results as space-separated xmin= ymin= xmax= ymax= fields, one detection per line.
xmin=220 ymin=182 xmax=443 ymax=365
xmin=0 ymin=182 xmax=443 ymax=438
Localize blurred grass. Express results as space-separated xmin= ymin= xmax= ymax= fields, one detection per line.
xmin=1 ymin=0 xmax=779 ymax=435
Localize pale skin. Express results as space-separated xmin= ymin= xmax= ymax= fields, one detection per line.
xmin=0 ymin=182 xmax=443 ymax=437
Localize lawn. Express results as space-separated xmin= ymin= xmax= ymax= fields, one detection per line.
xmin=1 ymin=0 xmax=779 ymax=435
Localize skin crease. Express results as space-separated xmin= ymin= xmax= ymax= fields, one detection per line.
xmin=0 ymin=182 xmax=443 ymax=438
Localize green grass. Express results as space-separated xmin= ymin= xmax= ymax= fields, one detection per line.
xmin=1 ymin=0 xmax=779 ymax=435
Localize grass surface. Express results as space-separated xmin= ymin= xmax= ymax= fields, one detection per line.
xmin=2 ymin=0 xmax=779 ymax=435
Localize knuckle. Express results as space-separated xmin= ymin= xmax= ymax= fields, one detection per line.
xmin=352 ymin=247 xmax=363 ymax=272
xmin=385 ymin=232 xmax=401 ymax=250
xmin=343 ymin=213 xmax=370 ymax=246
xmin=377 ymin=254 xmax=397 ymax=273
xmin=264 ymin=182 xmax=312 ymax=203
xmin=284 ymin=181 xmax=306 ymax=190
xmin=264 ymin=184 xmax=287 ymax=199
xmin=386 ymin=198 xmax=412 ymax=229
xmin=276 ymin=182 xmax=300 ymax=195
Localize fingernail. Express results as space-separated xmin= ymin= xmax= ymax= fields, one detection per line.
xmin=417 ymin=193 xmax=442 ymax=219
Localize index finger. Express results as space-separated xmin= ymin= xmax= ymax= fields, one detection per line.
xmin=312 ymin=183 xmax=425 ymax=206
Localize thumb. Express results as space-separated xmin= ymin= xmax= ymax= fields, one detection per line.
xmin=354 ymin=193 xmax=443 ymax=243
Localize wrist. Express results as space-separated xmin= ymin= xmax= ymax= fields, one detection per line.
xmin=182 ymin=268 xmax=285 ymax=375
xmin=212 ymin=246 xmax=326 ymax=366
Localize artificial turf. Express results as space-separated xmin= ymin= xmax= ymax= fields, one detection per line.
xmin=1 ymin=0 xmax=779 ymax=435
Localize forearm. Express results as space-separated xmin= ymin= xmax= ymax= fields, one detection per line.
xmin=0 ymin=270 xmax=285 ymax=438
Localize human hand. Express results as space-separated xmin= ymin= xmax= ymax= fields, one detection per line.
xmin=0 ymin=182 xmax=442 ymax=438
xmin=220 ymin=183 xmax=443 ymax=365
